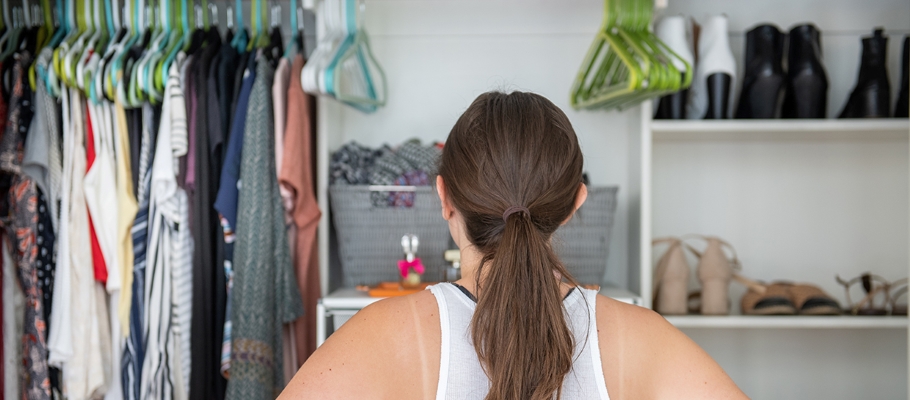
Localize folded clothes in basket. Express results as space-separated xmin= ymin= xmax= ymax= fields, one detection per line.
xmin=331 ymin=139 xmax=442 ymax=207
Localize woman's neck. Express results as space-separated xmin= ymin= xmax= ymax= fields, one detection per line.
xmin=452 ymin=244 xmax=576 ymax=298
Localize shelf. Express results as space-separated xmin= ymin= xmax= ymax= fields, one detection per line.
xmin=664 ymin=315 xmax=909 ymax=329
xmin=651 ymin=119 xmax=909 ymax=141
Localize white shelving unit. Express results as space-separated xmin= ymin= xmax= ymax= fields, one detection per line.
xmin=640 ymin=106 xmax=910 ymax=315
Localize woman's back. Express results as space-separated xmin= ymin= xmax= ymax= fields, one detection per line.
xmin=280 ymin=91 xmax=745 ymax=399
xmin=430 ymin=283 xmax=609 ymax=399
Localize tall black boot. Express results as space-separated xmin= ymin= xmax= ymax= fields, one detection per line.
xmin=895 ymin=36 xmax=909 ymax=118
xmin=839 ymin=28 xmax=891 ymax=118
xmin=782 ymin=24 xmax=828 ymax=118
xmin=735 ymin=24 xmax=786 ymax=119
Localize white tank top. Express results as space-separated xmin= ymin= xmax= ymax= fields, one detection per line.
xmin=428 ymin=282 xmax=611 ymax=400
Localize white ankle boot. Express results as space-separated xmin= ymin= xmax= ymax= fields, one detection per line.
xmin=687 ymin=15 xmax=737 ymax=119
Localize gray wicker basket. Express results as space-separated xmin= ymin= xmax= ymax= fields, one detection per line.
xmin=330 ymin=185 xmax=618 ymax=287
xmin=552 ymin=186 xmax=619 ymax=285
xmin=330 ymin=186 xmax=450 ymax=286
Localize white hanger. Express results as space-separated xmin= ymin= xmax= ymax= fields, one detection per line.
xmin=301 ymin=0 xmax=344 ymax=95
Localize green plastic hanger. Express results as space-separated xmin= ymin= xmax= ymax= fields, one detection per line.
xmin=52 ymin=0 xmax=78 ymax=86
xmin=62 ymin=0 xmax=92 ymax=88
xmin=88 ymin=0 xmax=119 ymax=103
xmin=75 ymin=0 xmax=105 ymax=93
xmin=154 ymin=0 xmax=187 ymax=96
xmin=570 ymin=0 xmax=641 ymax=109
xmin=136 ymin=0 xmax=169 ymax=102
xmin=105 ymin=0 xmax=137 ymax=101
xmin=144 ymin=0 xmax=176 ymax=102
xmin=125 ymin=0 xmax=155 ymax=107
xmin=570 ymin=0 xmax=691 ymax=110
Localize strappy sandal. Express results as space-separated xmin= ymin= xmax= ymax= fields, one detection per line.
xmin=888 ymin=278 xmax=908 ymax=316
xmin=837 ymin=273 xmax=890 ymax=316
xmin=740 ymin=281 xmax=798 ymax=315
xmin=736 ymin=276 xmax=841 ymax=315
xmin=681 ymin=235 xmax=741 ymax=315
xmin=652 ymin=237 xmax=690 ymax=315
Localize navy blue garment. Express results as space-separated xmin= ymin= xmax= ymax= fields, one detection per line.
xmin=213 ymin=53 xmax=258 ymax=232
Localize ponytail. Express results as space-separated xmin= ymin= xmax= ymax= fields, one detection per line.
xmin=471 ymin=210 xmax=578 ymax=400
xmin=438 ymin=90 xmax=585 ymax=400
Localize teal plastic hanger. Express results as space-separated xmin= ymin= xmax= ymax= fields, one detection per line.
xmin=323 ymin=0 xmax=357 ymax=97
xmin=229 ymin=0 xmax=246 ymax=51
xmin=333 ymin=0 xmax=385 ymax=113
xmin=283 ymin=0 xmax=299 ymax=59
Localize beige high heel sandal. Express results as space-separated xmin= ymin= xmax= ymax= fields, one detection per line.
xmin=652 ymin=238 xmax=690 ymax=315
xmin=682 ymin=236 xmax=741 ymax=315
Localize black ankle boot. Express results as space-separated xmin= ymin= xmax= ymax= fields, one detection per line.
xmin=839 ymin=28 xmax=891 ymax=118
xmin=895 ymin=36 xmax=908 ymax=118
xmin=735 ymin=24 xmax=786 ymax=119
xmin=782 ymin=24 xmax=828 ymax=118
xmin=655 ymin=89 xmax=689 ymax=119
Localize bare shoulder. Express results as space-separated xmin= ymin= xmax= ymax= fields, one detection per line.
xmin=594 ymin=295 xmax=748 ymax=400
xmin=279 ymin=290 xmax=441 ymax=400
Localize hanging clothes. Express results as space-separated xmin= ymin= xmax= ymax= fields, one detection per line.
xmin=225 ymin=56 xmax=303 ymax=400
xmin=122 ymin=103 xmax=157 ymax=400
xmin=141 ymin=54 xmax=193 ymax=400
xmin=272 ymin=53 xmax=298 ymax=385
xmin=188 ymin=33 xmax=229 ymax=400
xmin=214 ymin=52 xmax=257 ymax=379
xmin=281 ymin=54 xmax=323 ymax=365
xmin=4 ymin=1 xmax=320 ymax=395
xmin=2 ymin=233 xmax=22 ymax=400
xmin=0 ymin=52 xmax=52 ymax=400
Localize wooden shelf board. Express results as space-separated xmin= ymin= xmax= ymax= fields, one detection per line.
xmin=664 ymin=315 xmax=909 ymax=329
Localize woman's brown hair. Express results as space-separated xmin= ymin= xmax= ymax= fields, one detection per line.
xmin=438 ymin=91 xmax=585 ymax=400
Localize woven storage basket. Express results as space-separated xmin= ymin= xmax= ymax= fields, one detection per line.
xmin=330 ymin=186 xmax=449 ymax=286
xmin=552 ymin=186 xmax=619 ymax=285
xmin=330 ymin=185 xmax=618 ymax=287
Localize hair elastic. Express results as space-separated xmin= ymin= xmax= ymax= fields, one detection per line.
xmin=502 ymin=206 xmax=530 ymax=222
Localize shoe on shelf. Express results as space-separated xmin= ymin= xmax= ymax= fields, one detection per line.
xmin=735 ymin=24 xmax=786 ymax=119
xmin=837 ymin=273 xmax=892 ymax=315
xmin=740 ymin=282 xmax=798 ymax=315
xmin=684 ymin=235 xmax=740 ymax=315
xmin=781 ymin=24 xmax=829 ymax=119
xmin=687 ymin=15 xmax=736 ymax=119
xmin=895 ymin=36 xmax=909 ymax=118
xmin=839 ymin=28 xmax=891 ymax=118
xmin=652 ymin=237 xmax=690 ymax=315
xmin=889 ymin=278 xmax=908 ymax=316
xmin=787 ymin=283 xmax=841 ymax=315
xmin=654 ymin=15 xmax=695 ymax=120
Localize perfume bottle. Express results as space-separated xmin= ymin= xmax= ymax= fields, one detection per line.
xmin=444 ymin=249 xmax=461 ymax=282
xmin=398 ymin=234 xmax=424 ymax=287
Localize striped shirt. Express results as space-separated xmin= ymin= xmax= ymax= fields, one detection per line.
xmin=141 ymin=54 xmax=193 ymax=400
